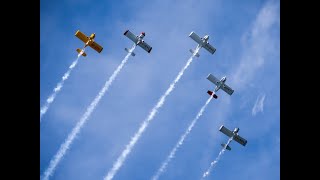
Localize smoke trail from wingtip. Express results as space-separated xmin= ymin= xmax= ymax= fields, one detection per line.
xmin=202 ymin=136 xmax=233 ymax=179
xmin=104 ymin=47 xmax=200 ymax=180
xmin=40 ymin=53 xmax=82 ymax=122
xmin=40 ymin=45 xmax=136 ymax=180
xmin=152 ymin=96 xmax=213 ymax=180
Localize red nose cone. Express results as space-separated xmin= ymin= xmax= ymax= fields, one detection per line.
xmin=142 ymin=32 xmax=145 ymax=35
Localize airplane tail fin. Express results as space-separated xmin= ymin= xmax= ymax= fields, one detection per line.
xmin=221 ymin=143 xmax=231 ymax=151
xmin=125 ymin=48 xmax=135 ymax=56
xmin=189 ymin=49 xmax=200 ymax=57
xmin=207 ymin=90 xmax=218 ymax=99
xmin=76 ymin=48 xmax=87 ymax=57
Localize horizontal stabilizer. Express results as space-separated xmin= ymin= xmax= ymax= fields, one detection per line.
xmin=76 ymin=48 xmax=86 ymax=57
xmin=189 ymin=49 xmax=200 ymax=57
xmin=221 ymin=143 xmax=231 ymax=150
xmin=125 ymin=48 xmax=135 ymax=56
xmin=207 ymin=90 xmax=218 ymax=99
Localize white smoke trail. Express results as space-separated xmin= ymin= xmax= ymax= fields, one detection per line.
xmin=152 ymin=96 xmax=213 ymax=180
xmin=40 ymin=52 xmax=83 ymax=122
xmin=104 ymin=47 xmax=200 ymax=180
xmin=202 ymin=136 xmax=233 ymax=179
xmin=40 ymin=45 xmax=136 ymax=180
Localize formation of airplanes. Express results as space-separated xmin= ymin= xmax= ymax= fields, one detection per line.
xmin=74 ymin=29 xmax=247 ymax=152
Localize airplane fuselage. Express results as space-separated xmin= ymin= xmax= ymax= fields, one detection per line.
xmin=197 ymin=35 xmax=209 ymax=49
xmin=233 ymin=128 xmax=239 ymax=134
xmin=214 ymin=84 xmax=222 ymax=92
xmin=84 ymin=33 xmax=96 ymax=47
xmin=214 ymin=77 xmax=227 ymax=92
xmin=136 ymin=32 xmax=145 ymax=45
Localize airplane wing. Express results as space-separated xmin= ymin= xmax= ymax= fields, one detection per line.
xmin=138 ymin=41 xmax=152 ymax=53
xmin=75 ymin=30 xmax=89 ymax=43
xmin=219 ymin=125 xmax=233 ymax=138
xmin=207 ymin=73 xmax=219 ymax=86
xmin=203 ymin=43 xmax=216 ymax=54
xmin=189 ymin=31 xmax=202 ymax=44
xmin=89 ymin=41 xmax=103 ymax=53
xmin=124 ymin=30 xmax=138 ymax=44
xmin=221 ymin=84 xmax=234 ymax=95
xmin=233 ymin=135 xmax=247 ymax=146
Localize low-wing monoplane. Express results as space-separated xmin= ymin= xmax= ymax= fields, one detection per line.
xmin=124 ymin=30 xmax=152 ymax=56
xmin=189 ymin=31 xmax=216 ymax=57
xmin=206 ymin=73 xmax=234 ymax=99
xmin=219 ymin=125 xmax=247 ymax=151
xmin=75 ymin=30 xmax=103 ymax=57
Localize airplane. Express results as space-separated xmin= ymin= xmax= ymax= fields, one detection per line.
xmin=206 ymin=73 xmax=234 ymax=99
xmin=189 ymin=31 xmax=216 ymax=57
xmin=124 ymin=30 xmax=152 ymax=56
xmin=219 ymin=125 xmax=247 ymax=151
xmin=75 ymin=30 xmax=103 ymax=57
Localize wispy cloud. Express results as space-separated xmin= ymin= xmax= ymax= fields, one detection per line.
xmin=200 ymin=0 xmax=279 ymax=178
xmin=252 ymin=93 xmax=266 ymax=116
xmin=230 ymin=1 xmax=279 ymax=90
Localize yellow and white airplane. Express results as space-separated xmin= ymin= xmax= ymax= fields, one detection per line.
xmin=75 ymin=30 xmax=103 ymax=57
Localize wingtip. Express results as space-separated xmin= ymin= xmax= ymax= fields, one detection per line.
xmin=206 ymin=73 xmax=212 ymax=79
xmin=219 ymin=125 xmax=224 ymax=131
xmin=75 ymin=30 xmax=80 ymax=36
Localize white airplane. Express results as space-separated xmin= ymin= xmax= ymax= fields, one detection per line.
xmin=189 ymin=31 xmax=216 ymax=57
xmin=219 ymin=125 xmax=247 ymax=151
xmin=124 ymin=30 xmax=153 ymax=56
xmin=206 ymin=73 xmax=234 ymax=99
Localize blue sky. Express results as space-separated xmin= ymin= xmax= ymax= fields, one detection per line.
xmin=40 ymin=0 xmax=280 ymax=179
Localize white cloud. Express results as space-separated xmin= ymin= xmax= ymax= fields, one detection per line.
xmin=252 ymin=93 xmax=266 ymax=116
xmin=230 ymin=1 xmax=279 ymax=91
